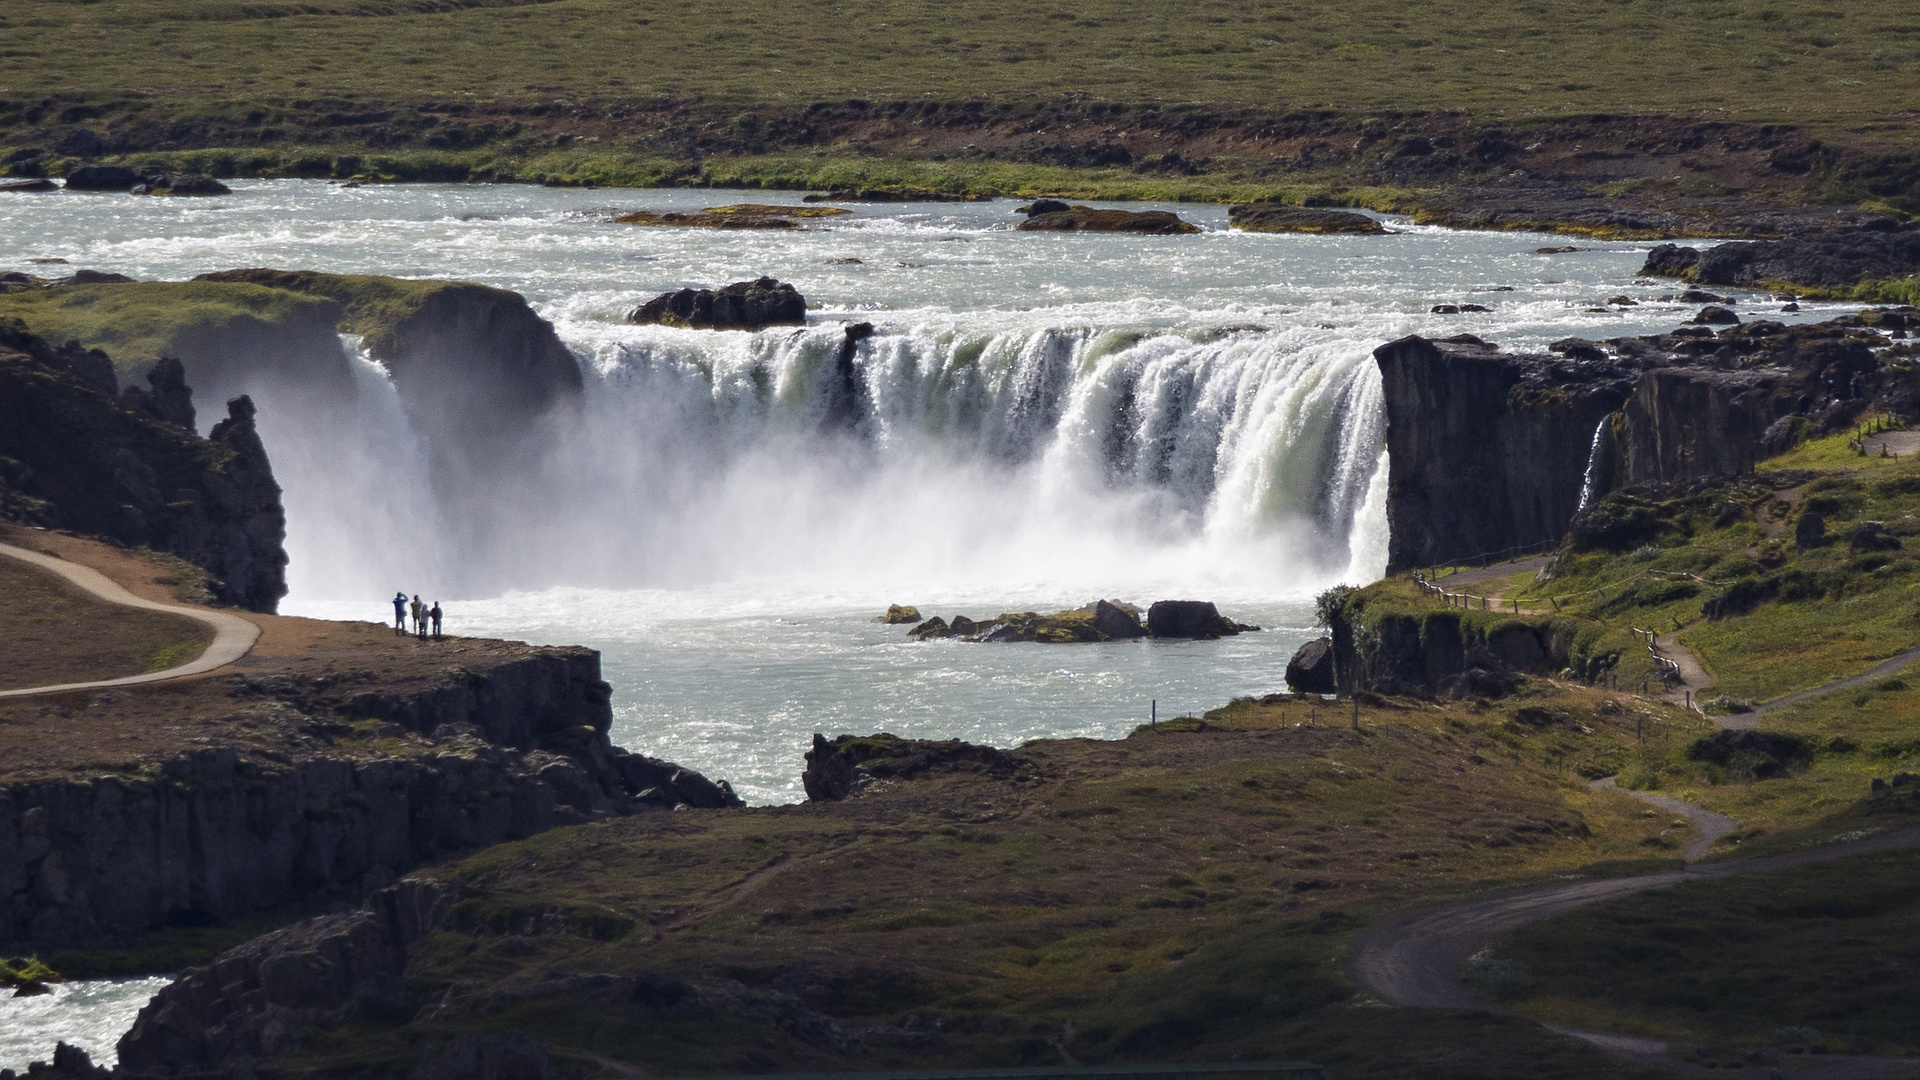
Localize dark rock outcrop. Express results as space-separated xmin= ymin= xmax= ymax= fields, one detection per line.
xmin=0 ymin=178 xmax=58 ymax=193
xmin=802 ymin=733 xmax=1025 ymax=802
xmin=1851 ymin=520 xmax=1902 ymax=552
xmin=1795 ymin=510 xmax=1826 ymax=548
xmin=629 ymin=277 xmax=807 ymax=330
xmin=0 ymin=648 xmax=740 ymax=956
xmin=0 ymin=321 xmax=288 ymax=610
xmin=1092 ymin=599 xmax=1146 ymax=640
xmin=119 ymin=357 xmax=196 ymax=429
xmin=61 ymin=165 xmax=141 ymax=191
xmin=1227 ymin=205 xmax=1385 ymax=234
xmin=1640 ymin=225 xmax=1920 ymax=291
xmin=1373 ymin=334 xmax=1633 ymax=571
xmin=1145 ymin=600 xmax=1247 ymax=638
xmin=1016 ymin=205 xmax=1201 ymax=235
xmin=876 ymin=604 xmax=921 ymax=624
xmin=1324 ymin=600 xmax=1573 ymax=700
xmin=1374 ymin=314 xmax=1915 ymax=571
xmin=117 ymin=878 xmax=450 ymax=1077
xmin=142 ymin=175 xmax=231 ymax=197
xmin=193 ymin=267 xmax=585 ymax=433
xmin=1286 ymin=637 xmax=1336 ymax=694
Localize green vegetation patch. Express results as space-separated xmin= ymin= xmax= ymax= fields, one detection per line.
xmin=0 ymin=281 xmax=340 ymax=380
xmin=0 ymin=556 xmax=212 ymax=691
xmin=1493 ymin=847 xmax=1920 ymax=1054
xmin=276 ymin=690 xmax=1683 ymax=1076
xmin=3 ymin=0 xmax=1919 ymax=134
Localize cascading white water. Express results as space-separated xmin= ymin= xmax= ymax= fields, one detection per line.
xmin=504 ymin=316 xmax=1392 ymax=599
xmin=1577 ymin=415 xmax=1614 ymax=512
xmin=254 ymin=338 xmax=450 ymax=601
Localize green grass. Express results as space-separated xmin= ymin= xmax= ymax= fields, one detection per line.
xmin=265 ymin=692 xmax=1688 ymax=1078
xmin=1501 ymin=462 xmax=1920 ymax=703
xmin=0 ymin=557 xmax=212 ymax=691
xmin=1761 ymin=412 xmax=1911 ymax=473
xmin=2 ymin=0 xmax=1918 ymax=132
xmin=1492 ymin=845 xmax=1920 ymax=1055
xmin=0 ymin=281 xmax=338 ymax=379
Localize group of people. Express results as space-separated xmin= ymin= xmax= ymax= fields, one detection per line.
xmin=392 ymin=592 xmax=444 ymax=639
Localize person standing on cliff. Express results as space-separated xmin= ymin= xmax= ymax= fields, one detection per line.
xmin=430 ymin=601 xmax=443 ymax=640
xmin=411 ymin=595 xmax=426 ymax=639
xmin=392 ymin=591 xmax=408 ymax=635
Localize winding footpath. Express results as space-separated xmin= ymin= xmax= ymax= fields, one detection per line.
xmin=0 ymin=541 xmax=260 ymax=698
xmin=1379 ymin=554 xmax=1920 ymax=1075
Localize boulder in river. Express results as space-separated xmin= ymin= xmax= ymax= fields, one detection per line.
xmin=1227 ymin=205 xmax=1385 ymax=234
xmin=1692 ymin=305 xmax=1740 ymax=325
xmin=146 ymin=174 xmax=232 ymax=196
xmin=62 ymin=165 xmax=141 ymax=191
xmin=614 ymin=204 xmax=850 ymax=230
xmin=1092 ymin=598 xmax=1145 ymax=639
xmin=629 ymin=277 xmax=807 ymax=330
xmin=876 ymin=604 xmax=922 ymax=624
xmin=0 ymin=178 xmax=57 ymax=193
xmin=1016 ymin=204 xmax=1201 ymax=235
xmin=1286 ymin=637 xmax=1337 ymax=694
xmin=1146 ymin=600 xmax=1255 ymax=639
xmin=908 ymin=616 xmax=951 ymax=639
xmin=1021 ymin=198 xmax=1072 ymax=216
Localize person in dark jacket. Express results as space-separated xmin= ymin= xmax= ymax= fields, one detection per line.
xmin=430 ymin=601 xmax=443 ymax=640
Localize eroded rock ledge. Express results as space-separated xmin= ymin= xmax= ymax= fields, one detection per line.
xmin=1376 ymin=311 xmax=1920 ymax=570
xmin=0 ymin=644 xmax=739 ymax=956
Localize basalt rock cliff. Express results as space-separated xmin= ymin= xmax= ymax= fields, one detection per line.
xmin=0 ymin=320 xmax=287 ymax=610
xmin=191 ymin=269 xmax=584 ymax=471
xmin=0 ymin=645 xmax=740 ymax=956
xmin=1375 ymin=312 xmax=1920 ymax=570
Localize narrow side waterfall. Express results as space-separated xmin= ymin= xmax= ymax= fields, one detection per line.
xmin=1576 ymin=415 xmax=1616 ymax=512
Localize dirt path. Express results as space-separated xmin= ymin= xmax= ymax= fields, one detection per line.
xmin=1351 ymin=822 xmax=1920 ymax=1067
xmin=1650 ymin=629 xmax=1714 ymax=711
xmin=0 ymin=541 xmax=260 ymax=698
xmin=1860 ymin=430 xmax=1920 ymax=460
xmin=1732 ymin=643 xmax=1920 ymax=728
xmin=1589 ymin=777 xmax=1737 ymax=860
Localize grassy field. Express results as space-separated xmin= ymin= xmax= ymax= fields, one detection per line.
xmin=0 ymin=556 xmax=211 ymax=690
xmin=1492 ymin=843 xmax=1920 ymax=1057
xmin=2 ymin=0 xmax=1918 ymax=130
xmin=265 ymin=691 xmax=1697 ymax=1078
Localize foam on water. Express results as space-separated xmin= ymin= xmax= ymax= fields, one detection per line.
xmin=0 ymin=977 xmax=171 ymax=1073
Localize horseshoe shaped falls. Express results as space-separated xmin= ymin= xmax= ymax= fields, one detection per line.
xmin=1 ymin=184 xmax=1806 ymax=803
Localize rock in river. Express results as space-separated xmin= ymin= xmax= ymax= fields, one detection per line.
xmin=614 ymin=204 xmax=850 ymax=230
xmin=1145 ymin=600 xmax=1254 ymax=639
xmin=1227 ymin=205 xmax=1385 ymax=234
xmin=1016 ymin=205 xmax=1201 ymax=235
xmin=1286 ymin=637 xmax=1337 ymax=694
xmin=876 ymin=604 xmax=922 ymax=624
xmin=630 ymin=277 xmax=807 ymax=330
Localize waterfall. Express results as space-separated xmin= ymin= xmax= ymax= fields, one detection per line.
xmin=268 ymin=315 xmax=1393 ymax=604
xmin=255 ymin=338 xmax=449 ymax=601
xmin=1577 ymin=415 xmax=1615 ymax=511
